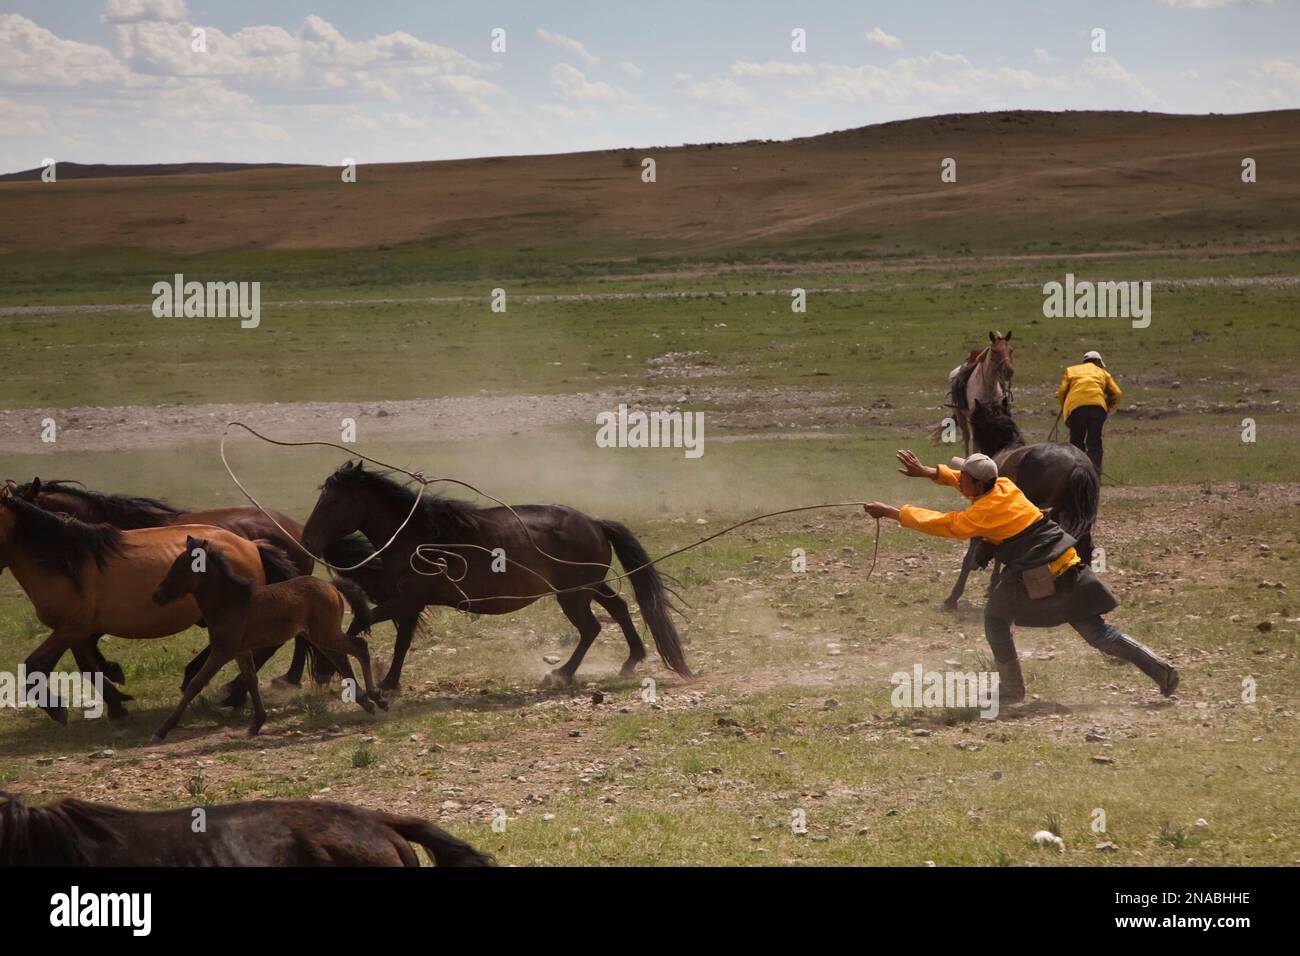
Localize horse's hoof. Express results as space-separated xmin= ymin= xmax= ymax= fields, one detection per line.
xmin=619 ymin=662 xmax=642 ymax=678
xmin=102 ymin=662 xmax=127 ymax=685
xmin=246 ymin=725 xmax=263 ymax=738
xmin=359 ymin=699 xmax=376 ymax=714
xmin=542 ymin=669 xmax=573 ymax=688
xmin=940 ymin=601 xmax=959 ymax=613
xmin=47 ymin=707 xmax=69 ymax=726
xmin=373 ymin=697 xmax=389 ymax=711
xmin=150 ymin=732 xmax=166 ymax=744
xmin=107 ymin=708 xmax=131 ymax=723
xmin=270 ymin=676 xmax=301 ymax=690
xmin=217 ymin=690 xmax=244 ymax=710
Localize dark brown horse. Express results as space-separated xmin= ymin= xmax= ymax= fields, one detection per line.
xmin=151 ymin=536 xmax=385 ymax=740
xmin=933 ymin=330 xmax=1015 ymax=456
xmin=942 ymin=396 xmax=1100 ymax=608
xmin=0 ymin=791 xmax=493 ymax=866
xmin=13 ymin=478 xmax=382 ymax=705
xmin=300 ymin=461 xmax=691 ymax=690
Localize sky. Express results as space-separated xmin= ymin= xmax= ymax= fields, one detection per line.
xmin=1 ymin=0 xmax=1297 ymax=173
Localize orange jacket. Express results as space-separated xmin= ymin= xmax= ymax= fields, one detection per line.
xmin=1057 ymin=363 xmax=1122 ymax=420
xmin=900 ymin=466 xmax=1079 ymax=574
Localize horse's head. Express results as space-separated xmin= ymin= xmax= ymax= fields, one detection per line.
xmin=987 ymin=330 xmax=1014 ymax=382
xmin=153 ymin=535 xmax=207 ymax=605
xmin=302 ymin=460 xmax=369 ymax=555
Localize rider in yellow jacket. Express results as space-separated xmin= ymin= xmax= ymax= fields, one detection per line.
xmin=1057 ymin=351 xmax=1121 ymax=472
xmin=864 ymin=450 xmax=1178 ymax=705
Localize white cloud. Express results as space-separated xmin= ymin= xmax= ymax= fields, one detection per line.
xmin=619 ymin=61 xmax=643 ymax=77
xmin=731 ymin=60 xmax=817 ymax=78
xmin=550 ymin=62 xmax=620 ymax=102
xmin=864 ymin=27 xmax=903 ymax=50
xmin=0 ymin=14 xmax=134 ymax=86
xmin=101 ymin=0 xmax=187 ymax=24
xmin=0 ymin=95 xmax=47 ymax=135
xmin=1032 ymin=48 xmax=1054 ymax=64
xmin=536 ymin=29 xmax=598 ymax=67
xmin=672 ymin=72 xmax=754 ymax=107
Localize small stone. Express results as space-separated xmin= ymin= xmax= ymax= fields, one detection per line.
xmin=910 ymin=728 xmax=931 ymax=737
xmin=1194 ymin=818 xmax=1209 ymax=829
xmin=1091 ymin=755 xmax=1115 ymax=765
xmin=1096 ymin=841 xmax=1120 ymax=853
xmin=543 ymin=655 xmax=561 ymax=665
xmin=568 ymin=730 xmax=582 ymax=738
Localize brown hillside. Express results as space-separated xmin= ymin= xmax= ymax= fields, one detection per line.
xmin=1 ymin=110 xmax=1296 ymax=259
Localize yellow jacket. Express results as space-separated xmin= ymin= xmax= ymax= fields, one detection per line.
xmin=1057 ymin=363 xmax=1122 ymax=420
xmin=900 ymin=466 xmax=1079 ymax=575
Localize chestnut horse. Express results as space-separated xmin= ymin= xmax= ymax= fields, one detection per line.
xmin=0 ymin=488 xmax=289 ymax=723
xmin=301 ymin=461 xmax=691 ymax=690
xmin=0 ymin=792 xmax=494 ymax=866
xmin=942 ymin=397 xmax=1100 ymax=608
xmin=151 ymin=536 xmax=384 ymax=740
xmin=932 ymin=330 xmax=1015 ymax=456
xmin=13 ymin=477 xmax=383 ymax=705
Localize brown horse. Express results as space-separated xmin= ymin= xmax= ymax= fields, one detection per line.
xmin=942 ymin=396 xmax=1100 ymax=608
xmin=933 ymin=330 xmax=1015 ymax=456
xmin=0 ymin=791 xmax=494 ymax=866
xmin=151 ymin=535 xmax=385 ymax=740
xmin=300 ymin=461 xmax=691 ymax=690
xmin=13 ymin=477 xmax=383 ymax=704
xmin=0 ymin=489 xmax=288 ymax=723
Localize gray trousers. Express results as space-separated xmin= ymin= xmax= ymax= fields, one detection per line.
xmin=983 ymin=607 xmax=1123 ymax=663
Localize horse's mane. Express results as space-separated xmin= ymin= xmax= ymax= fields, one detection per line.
xmin=1 ymin=496 xmax=125 ymax=581
xmin=326 ymin=464 xmax=481 ymax=538
xmin=0 ymin=792 xmax=125 ymax=866
xmin=199 ymin=540 xmax=254 ymax=593
xmin=969 ymin=400 xmax=1026 ymax=456
xmin=20 ymin=480 xmax=182 ymax=528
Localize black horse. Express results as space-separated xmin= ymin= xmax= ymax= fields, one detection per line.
xmin=0 ymin=791 xmax=493 ymax=866
xmin=942 ymin=397 xmax=1100 ymax=608
xmin=295 ymin=461 xmax=691 ymax=690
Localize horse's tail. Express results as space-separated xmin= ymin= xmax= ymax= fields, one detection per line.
xmin=331 ymin=576 xmax=373 ymax=636
xmin=256 ymin=542 xmax=302 ymax=584
xmin=324 ymin=534 xmax=385 ymax=601
xmin=599 ymin=520 xmax=692 ymax=678
xmin=1058 ymin=463 xmax=1101 ymax=562
xmin=384 ymin=814 xmax=496 ymax=867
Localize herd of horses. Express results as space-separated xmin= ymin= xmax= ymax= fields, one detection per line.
xmin=0 ymin=463 xmax=692 ymax=739
xmin=0 ymin=328 xmax=1100 ymax=865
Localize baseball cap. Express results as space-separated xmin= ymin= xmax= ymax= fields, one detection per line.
xmin=1082 ymin=350 xmax=1106 ymax=367
xmin=950 ymin=453 xmax=998 ymax=482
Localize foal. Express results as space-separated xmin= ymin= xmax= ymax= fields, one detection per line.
xmin=151 ymin=535 xmax=386 ymax=741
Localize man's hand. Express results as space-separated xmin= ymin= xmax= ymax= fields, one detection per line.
xmin=896 ymin=450 xmax=935 ymax=480
xmin=863 ymin=501 xmax=900 ymax=521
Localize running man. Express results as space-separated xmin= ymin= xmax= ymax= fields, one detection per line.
xmin=1057 ymin=350 xmax=1122 ymax=472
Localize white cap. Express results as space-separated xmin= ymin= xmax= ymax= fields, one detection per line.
xmin=1083 ymin=350 xmax=1105 ymax=368
xmin=950 ymin=453 xmax=998 ymax=482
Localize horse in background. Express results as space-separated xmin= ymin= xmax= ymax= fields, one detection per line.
xmin=931 ymin=330 xmax=1015 ymax=456
xmin=942 ymin=396 xmax=1100 ymax=609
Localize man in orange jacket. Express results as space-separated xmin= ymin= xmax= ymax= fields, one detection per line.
xmin=1057 ymin=350 xmax=1122 ymax=472
xmin=864 ymin=450 xmax=1178 ymax=705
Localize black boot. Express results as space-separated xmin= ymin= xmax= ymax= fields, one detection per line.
xmin=996 ymin=656 xmax=1026 ymax=705
xmin=1106 ymin=633 xmax=1179 ymax=696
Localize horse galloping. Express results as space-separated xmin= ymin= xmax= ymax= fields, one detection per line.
xmin=151 ymin=535 xmax=384 ymax=740
xmin=300 ymin=461 xmax=692 ymax=691
xmin=0 ymin=487 xmax=290 ymax=723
